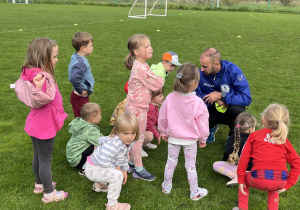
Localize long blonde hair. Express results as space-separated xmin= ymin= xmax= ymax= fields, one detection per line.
xmin=124 ymin=34 xmax=149 ymax=70
xmin=23 ymin=38 xmax=57 ymax=81
xmin=262 ymin=103 xmax=289 ymax=144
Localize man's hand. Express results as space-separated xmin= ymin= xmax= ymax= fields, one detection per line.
xmin=203 ymin=91 xmax=222 ymax=105
xmin=216 ymin=100 xmax=228 ymax=109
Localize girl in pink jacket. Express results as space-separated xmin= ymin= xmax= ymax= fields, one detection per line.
xmin=158 ymin=63 xmax=209 ymax=201
xmin=20 ymin=38 xmax=68 ymax=203
xmin=124 ymin=34 xmax=164 ymax=181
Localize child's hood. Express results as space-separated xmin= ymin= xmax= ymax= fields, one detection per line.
xmin=21 ymin=67 xmax=42 ymax=81
xmin=68 ymin=117 xmax=94 ymax=135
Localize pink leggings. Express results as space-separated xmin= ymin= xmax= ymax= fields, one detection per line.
xmin=163 ymin=142 xmax=199 ymax=193
xmin=238 ymin=172 xmax=287 ymax=210
xmin=126 ymin=105 xmax=147 ymax=168
xmin=213 ymin=161 xmax=237 ymax=179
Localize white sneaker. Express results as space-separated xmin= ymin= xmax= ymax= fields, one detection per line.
xmin=143 ymin=143 xmax=157 ymax=149
xmin=141 ymin=149 xmax=148 ymax=157
xmin=226 ymin=178 xmax=238 ymax=186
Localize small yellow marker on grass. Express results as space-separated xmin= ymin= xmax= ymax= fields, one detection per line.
xmin=156 ymin=30 xmax=160 ymax=32
xmin=74 ymin=24 xmax=78 ymax=26
xmin=19 ymin=29 xmax=23 ymax=32
xmin=237 ymin=35 xmax=241 ymax=38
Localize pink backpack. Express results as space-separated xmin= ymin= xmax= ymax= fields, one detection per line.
xmin=15 ymin=70 xmax=56 ymax=108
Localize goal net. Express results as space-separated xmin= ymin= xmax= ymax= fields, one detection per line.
xmin=128 ymin=0 xmax=168 ymax=18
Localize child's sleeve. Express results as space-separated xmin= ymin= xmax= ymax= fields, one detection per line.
xmin=158 ymin=99 xmax=168 ymax=137
xmin=284 ymin=140 xmax=300 ymax=190
xmin=195 ymin=102 xmax=209 ymax=143
xmin=146 ymin=105 xmax=160 ymax=139
xmin=137 ymin=65 xmax=164 ymax=92
xmin=87 ymin=127 xmax=103 ymax=147
xmin=237 ymin=134 xmax=253 ymax=184
xmin=69 ymin=63 xmax=87 ymax=94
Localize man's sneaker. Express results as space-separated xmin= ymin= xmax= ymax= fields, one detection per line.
xmin=141 ymin=149 xmax=148 ymax=157
xmin=143 ymin=143 xmax=157 ymax=149
xmin=190 ymin=187 xmax=208 ymax=201
xmin=161 ymin=182 xmax=172 ymax=194
xmin=226 ymin=178 xmax=238 ymax=186
xmin=78 ymin=169 xmax=85 ymax=176
xmin=206 ymin=125 xmax=219 ymax=143
xmin=132 ymin=168 xmax=156 ymax=181
xmin=128 ymin=164 xmax=134 ymax=173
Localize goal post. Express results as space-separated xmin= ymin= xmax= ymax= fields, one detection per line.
xmin=128 ymin=0 xmax=168 ymax=18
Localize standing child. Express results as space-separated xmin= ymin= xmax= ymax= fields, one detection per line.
xmin=233 ymin=104 xmax=300 ymax=210
xmin=68 ymin=31 xmax=95 ymax=118
xmin=150 ymin=51 xmax=181 ymax=80
xmin=143 ymin=88 xmax=164 ymax=152
xmin=124 ymin=34 xmax=164 ymax=181
xmin=158 ymin=63 xmax=209 ymax=201
xmin=21 ymin=38 xmax=68 ymax=203
xmin=213 ymin=112 xmax=256 ymax=186
xmin=85 ymin=113 xmax=139 ymax=210
xmin=66 ymin=102 xmax=103 ymax=176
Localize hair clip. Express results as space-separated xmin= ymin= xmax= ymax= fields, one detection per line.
xmin=245 ymin=122 xmax=249 ymax=128
xmin=129 ymin=53 xmax=132 ymax=56
xmin=277 ymin=119 xmax=282 ymax=122
xmin=236 ymin=124 xmax=240 ymax=128
xmin=175 ymin=72 xmax=183 ymax=79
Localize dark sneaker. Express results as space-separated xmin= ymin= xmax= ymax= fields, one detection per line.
xmin=132 ymin=168 xmax=156 ymax=181
xmin=128 ymin=164 xmax=134 ymax=173
xmin=206 ymin=125 xmax=219 ymax=143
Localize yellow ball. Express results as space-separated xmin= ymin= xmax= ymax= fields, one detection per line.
xmin=215 ymin=102 xmax=227 ymax=113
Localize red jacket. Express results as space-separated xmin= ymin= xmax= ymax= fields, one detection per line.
xmin=146 ymin=103 xmax=160 ymax=139
xmin=237 ymin=128 xmax=300 ymax=190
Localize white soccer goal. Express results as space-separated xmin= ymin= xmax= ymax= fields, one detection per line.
xmin=128 ymin=0 xmax=168 ymax=18
xmin=7 ymin=0 xmax=33 ymax=3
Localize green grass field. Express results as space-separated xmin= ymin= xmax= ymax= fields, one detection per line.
xmin=1 ymin=2 xmax=300 ymax=209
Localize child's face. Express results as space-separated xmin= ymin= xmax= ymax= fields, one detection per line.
xmin=162 ymin=61 xmax=176 ymax=73
xmin=92 ymin=111 xmax=102 ymax=124
xmin=83 ymin=41 xmax=93 ymax=56
xmin=51 ymin=45 xmax=58 ymax=69
xmin=134 ymin=38 xmax=152 ymax=62
xmin=152 ymin=93 xmax=164 ymax=105
xmin=118 ymin=130 xmax=136 ymax=146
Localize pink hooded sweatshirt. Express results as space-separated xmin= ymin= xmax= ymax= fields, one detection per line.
xmin=22 ymin=67 xmax=68 ymax=140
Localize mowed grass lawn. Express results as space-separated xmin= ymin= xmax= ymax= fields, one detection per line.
xmin=1 ymin=2 xmax=300 ymax=209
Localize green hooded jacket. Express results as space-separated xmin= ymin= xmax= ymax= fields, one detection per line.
xmin=66 ymin=117 xmax=103 ymax=167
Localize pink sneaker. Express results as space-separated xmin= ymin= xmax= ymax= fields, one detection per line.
xmin=41 ymin=189 xmax=68 ymax=203
xmin=34 ymin=182 xmax=57 ymax=194
xmin=105 ymin=203 xmax=131 ymax=210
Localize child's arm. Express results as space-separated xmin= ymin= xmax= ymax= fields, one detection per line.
xmin=146 ymin=105 xmax=160 ymax=140
xmin=195 ymin=102 xmax=210 ymax=146
xmin=33 ymin=73 xmax=46 ymax=91
xmin=135 ymin=63 xmax=164 ymax=91
xmin=158 ymin=98 xmax=168 ymax=139
xmin=69 ymin=64 xmax=87 ymax=95
xmin=116 ymin=166 xmax=128 ymax=185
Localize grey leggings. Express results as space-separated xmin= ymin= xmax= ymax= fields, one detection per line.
xmin=31 ymin=136 xmax=54 ymax=194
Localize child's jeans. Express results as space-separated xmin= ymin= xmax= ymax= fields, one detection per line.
xmin=163 ymin=142 xmax=199 ymax=194
xmin=85 ymin=162 xmax=123 ymax=206
xmin=126 ymin=105 xmax=147 ymax=168
xmin=70 ymin=90 xmax=89 ymax=118
xmin=238 ymin=170 xmax=287 ymax=210
xmin=213 ymin=161 xmax=237 ymax=179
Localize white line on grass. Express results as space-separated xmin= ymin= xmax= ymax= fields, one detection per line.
xmin=0 ymin=12 xmax=197 ymax=34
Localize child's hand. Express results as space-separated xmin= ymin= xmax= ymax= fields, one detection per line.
xmin=162 ymin=136 xmax=168 ymax=142
xmin=81 ymin=90 xmax=88 ymax=97
xmin=33 ymin=73 xmax=46 ymax=91
xmin=199 ymin=142 xmax=206 ymax=148
xmin=239 ymin=184 xmax=247 ymax=195
xmin=122 ymin=170 xmax=127 ymax=185
xmin=277 ymin=188 xmax=286 ymax=193
xmin=157 ymin=133 xmax=162 ymax=145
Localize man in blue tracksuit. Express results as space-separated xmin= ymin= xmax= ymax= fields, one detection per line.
xmin=195 ymin=48 xmax=251 ymax=142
